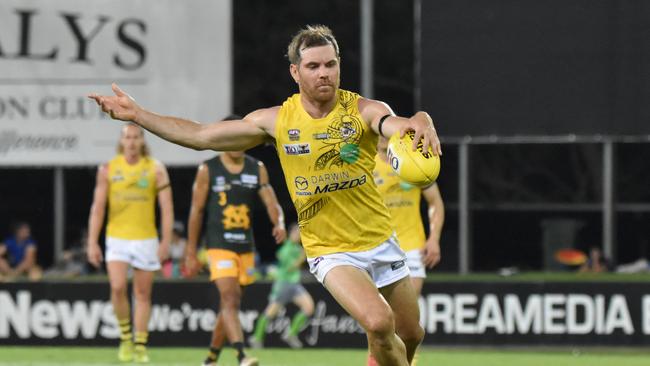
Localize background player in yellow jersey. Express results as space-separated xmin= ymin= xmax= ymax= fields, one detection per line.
xmin=375 ymin=136 xmax=445 ymax=294
xmin=90 ymin=25 xmax=441 ymax=366
xmin=87 ymin=123 xmax=174 ymax=363
xmin=370 ymin=137 xmax=445 ymax=366
xmin=184 ymin=115 xmax=286 ymax=366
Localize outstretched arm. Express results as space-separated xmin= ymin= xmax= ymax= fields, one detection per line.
xmin=257 ymin=162 xmax=286 ymax=244
xmin=359 ymin=98 xmax=442 ymax=156
xmin=89 ymin=83 xmax=275 ymax=151
xmin=421 ymin=183 xmax=445 ymax=268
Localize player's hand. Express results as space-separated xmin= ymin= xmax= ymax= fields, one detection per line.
xmin=183 ymin=254 xmax=200 ymax=277
xmin=272 ymin=224 xmax=287 ymax=244
xmin=87 ymin=242 xmax=103 ymax=268
xmin=401 ymin=112 xmax=442 ymax=156
xmin=421 ymin=239 xmax=441 ymax=269
xmin=158 ymin=242 xmax=170 ymax=263
xmin=88 ymin=83 xmax=140 ymax=122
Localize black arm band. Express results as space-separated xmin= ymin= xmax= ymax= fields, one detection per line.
xmin=378 ymin=114 xmax=391 ymax=138
xmin=157 ymin=183 xmax=171 ymax=192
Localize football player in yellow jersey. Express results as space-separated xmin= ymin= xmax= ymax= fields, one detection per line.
xmin=87 ymin=123 xmax=174 ymax=363
xmin=90 ymin=25 xmax=441 ymax=366
xmin=375 ymin=136 xmax=445 ymax=295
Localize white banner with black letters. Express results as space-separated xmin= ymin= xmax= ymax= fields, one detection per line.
xmin=0 ymin=0 xmax=231 ymax=166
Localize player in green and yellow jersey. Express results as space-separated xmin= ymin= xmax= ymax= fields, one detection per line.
xmin=249 ymin=223 xmax=314 ymax=349
xmin=87 ymin=123 xmax=174 ymax=363
xmin=90 ymin=25 xmax=441 ymax=366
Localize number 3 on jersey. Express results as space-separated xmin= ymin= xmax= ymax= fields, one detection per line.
xmin=218 ymin=191 xmax=227 ymax=206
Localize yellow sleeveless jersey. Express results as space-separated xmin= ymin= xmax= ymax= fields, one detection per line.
xmin=275 ymin=90 xmax=393 ymax=258
xmin=374 ymin=155 xmax=425 ymax=251
xmin=106 ymin=155 xmax=158 ymax=240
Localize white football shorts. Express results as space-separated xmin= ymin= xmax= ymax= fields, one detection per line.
xmin=105 ymin=236 xmax=161 ymax=271
xmin=307 ymin=235 xmax=410 ymax=289
xmin=405 ymin=249 xmax=426 ymax=278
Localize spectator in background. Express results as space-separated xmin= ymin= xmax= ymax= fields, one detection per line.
xmin=0 ymin=222 xmax=42 ymax=281
xmin=45 ymin=229 xmax=93 ymax=277
xmin=162 ymin=221 xmax=187 ymax=278
xmin=579 ymin=247 xmax=611 ymax=273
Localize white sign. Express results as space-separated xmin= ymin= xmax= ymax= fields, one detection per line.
xmin=0 ymin=0 xmax=232 ymax=166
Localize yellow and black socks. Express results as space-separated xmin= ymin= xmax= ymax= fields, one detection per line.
xmin=118 ymin=318 xmax=132 ymax=343
xmin=204 ymin=347 xmax=222 ymax=364
xmin=134 ymin=331 xmax=148 ymax=351
xmin=232 ymin=342 xmax=246 ymax=363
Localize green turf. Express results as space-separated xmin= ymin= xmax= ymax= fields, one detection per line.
xmin=1 ymin=346 xmax=649 ymax=366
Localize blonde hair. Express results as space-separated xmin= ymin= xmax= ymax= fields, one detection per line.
xmin=286 ymin=25 xmax=340 ymax=65
xmin=116 ymin=123 xmax=150 ymax=156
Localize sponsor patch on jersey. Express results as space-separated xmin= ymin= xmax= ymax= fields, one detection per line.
xmin=313 ymin=132 xmax=330 ymax=140
xmin=136 ymin=177 xmax=149 ymax=188
xmin=314 ymin=174 xmax=367 ymax=194
xmin=283 ymin=143 xmax=311 ymax=155
xmin=224 ymin=232 xmax=246 ymax=241
xmin=288 ymin=129 xmax=301 ymax=141
xmin=212 ymin=176 xmax=227 ymax=192
xmin=241 ymin=174 xmax=258 ymax=185
xmin=216 ymin=260 xmax=234 ymax=269
xmin=294 ymin=176 xmax=309 ymax=190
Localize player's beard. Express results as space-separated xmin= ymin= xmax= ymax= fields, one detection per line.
xmin=306 ymin=81 xmax=338 ymax=104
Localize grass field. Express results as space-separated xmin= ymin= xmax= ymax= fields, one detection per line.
xmin=1 ymin=346 xmax=650 ymax=366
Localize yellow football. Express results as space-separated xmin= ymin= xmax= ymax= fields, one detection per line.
xmin=386 ymin=131 xmax=440 ymax=186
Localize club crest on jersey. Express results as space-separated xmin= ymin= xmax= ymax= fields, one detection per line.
xmin=339 ymin=123 xmax=356 ymax=139
xmin=288 ymin=129 xmax=301 ymax=141
xmin=283 ymin=143 xmax=311 ymax=155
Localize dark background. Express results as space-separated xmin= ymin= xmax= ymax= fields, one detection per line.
xmin=422 ymin=0 xmax=650 ymax=136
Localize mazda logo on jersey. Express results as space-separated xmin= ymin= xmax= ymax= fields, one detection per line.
xmin=283 ymin=143 xmax=311 ymax=155
xmin=295 ymin=176 xmax=309 ymax=190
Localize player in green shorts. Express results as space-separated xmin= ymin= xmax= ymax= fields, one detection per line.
xmin=249 ymin=224 xmax=314 ymax=349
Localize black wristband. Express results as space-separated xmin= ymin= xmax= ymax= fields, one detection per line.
xmin=157 ymin=183 xmax=171 ymax=192
xmin=378 ymin=114 xmax=391 ymax=137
